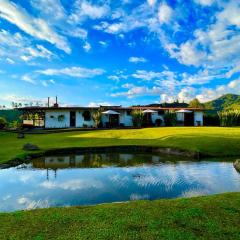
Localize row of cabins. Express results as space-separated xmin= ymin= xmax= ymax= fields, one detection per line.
xmin=19 ymin=105 xmax=205 ymax=129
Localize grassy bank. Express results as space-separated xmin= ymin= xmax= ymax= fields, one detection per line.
xmin=1 ymin=127 xmax=240 ymax=164
xmin=0 ymin=192 xmax=239 ymax=239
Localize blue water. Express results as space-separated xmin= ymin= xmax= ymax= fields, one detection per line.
xmin=0 ymin=153 xmax=239 ymax=212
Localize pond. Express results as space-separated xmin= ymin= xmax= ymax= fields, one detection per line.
xmin=0 ymin=152 xmax=240 ymax=212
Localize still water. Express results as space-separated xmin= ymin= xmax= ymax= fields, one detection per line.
xmin=0 ymin=153 xmax=239 ymax=212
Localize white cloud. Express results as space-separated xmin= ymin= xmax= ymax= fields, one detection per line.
xmin=163 ymin=1 xmax=240 ymax=70
xmin=41 ymin=179 xmax=103 ymax=191
xmin=196 ymin=79 xmax=240 ymax=102
xmin=194 ymin=0 xmax=215 ymax=6
xmin=6 ymin=57 xmax=15 ymax=64
xmin=99 ymin=41 xmax=108 ymax=47
xmin=88 ymin=102 xmax=112 ymax=107
xmin=37 ymin=66 xmax=105 ymax=78
xmin=30 ymin=0 xmax=66 ymax=21
xmin=83 ymin=42 xmax=91 ymax=52
xmin=21 ymin=45 xmax=54 ymax=62
xmin=0 ymin=29 xmax=55 ymax=63
xmin=21 ymin=74 xmax=36 ymax=84
xmin=0 ymin=0 xmax=70 ymax=53
xmin=147 ymin=0 xmax=156 ymax=7
xmin=158 ymin=3 xmax=173 ymax=24
xmin=132 ymin=70 xmax=162 ymax=81
xmin=111 ymin=85 xmax=162 ymax=98
xmin=129 ymin=57 xmax=147 ymax=63
xmin=69 ymin=0 xmax=109 ymax=24
xmin=41 ymin=79 xmax=55 ymax=87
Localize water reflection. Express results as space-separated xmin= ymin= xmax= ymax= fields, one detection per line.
xmin=32 ymin=153 xmax=164 ymax=170
xmin=0 ymin=153 xmax=239 ymax=212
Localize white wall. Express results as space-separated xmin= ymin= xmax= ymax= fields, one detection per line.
xmin=194 ymin=111 xmax=203 ymax=126
xmin=45 ymin=110 xmax=70 ymax=128
xmin=76 ymin=110 xmax=95 ymax=127
xmin=119 ymin=111 xmax=133 ymax=126
xmin=151 ymin=113 xmax=164 ymax=126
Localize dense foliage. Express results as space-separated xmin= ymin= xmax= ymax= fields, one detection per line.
xmin=189 ymin=98 xmax=204 ymax=108
xmin=131 ymin=110 xmax=144 ymax=127
xmin=164 ymin=112 xmax=177 ymax=126
xmin=0 ymin=117 xmax=7 ymax=129
xmin=204 ymin=94 xmax=240 ymax=111
xmin=218 ymin=110 xmax=240 ymax=127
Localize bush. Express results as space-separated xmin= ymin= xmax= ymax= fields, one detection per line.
xmin=0 ymin=117 xmax=7 ymax=129
xmin=92 ymin=111 xmax=102 ymax=128
xmin=8 ymin=120 xmax=22 ymax=129
xmin=164 ymin=112 xmax=177 ymax=126
xmin=131 ymin=110 xmax=144 ymax=127
xmin=218 ymin=110 xmax=240 ymax=127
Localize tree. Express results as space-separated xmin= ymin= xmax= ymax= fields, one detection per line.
xmin=131 ymin=110 xmax=144 ymax=127
xmin=189 ymin=98 xmax=204 ymax=108
xmin=0 ymin=117 xmax=7 ymax=129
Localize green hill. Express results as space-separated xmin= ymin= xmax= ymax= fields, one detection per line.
xmin=0 ymin=110 xmax=21 ymax=122
xmin=204 ymin=94 xmax=240 ymax=111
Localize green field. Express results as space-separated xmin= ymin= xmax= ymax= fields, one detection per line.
xmin=0 ymin=192 xmax=240 ymax=240
xmin=1 ymin=127 xmax=240 ymax=239
xmin=0 ymin=127 xmax=240 ymax=164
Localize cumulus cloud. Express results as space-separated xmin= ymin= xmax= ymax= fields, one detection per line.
xmin=37 ymin=66 xmax=105 ymax=78
xmin=69 ymin=0 xmax=109 ymax=23
xmin=158 ymin=3 xmax=173 ymax=24
xmin=111 ymin=85 xmax=162 ymax=98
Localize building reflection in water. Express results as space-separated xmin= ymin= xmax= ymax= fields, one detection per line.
xmin=32 ymin=153 xmax=167 ymax=180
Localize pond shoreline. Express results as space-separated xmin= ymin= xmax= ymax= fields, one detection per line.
xmin=0 ymin=145 xmax=220 ymax=169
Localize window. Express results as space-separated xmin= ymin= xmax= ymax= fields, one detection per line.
xmin=82 ymin=111 xmax=91 ymax=121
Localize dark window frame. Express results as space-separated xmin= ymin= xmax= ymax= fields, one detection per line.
xmin=82 ymin=110 xmax=91 ymax=121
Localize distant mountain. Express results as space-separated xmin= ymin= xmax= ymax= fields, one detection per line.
xmin=204 ymin=94 xmax=240 ymax=111
xmin=137 ymin=102 xmax=189 ymax=108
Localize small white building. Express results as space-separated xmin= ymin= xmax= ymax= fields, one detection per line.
xmin=20 ymin=105 xmax=204 ymax=129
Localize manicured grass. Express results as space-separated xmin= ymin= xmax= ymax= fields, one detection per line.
xmin=1 ymin=127 xmax=240 ymax=164
xmin=0 ymin=192 xmax=239 ymax=240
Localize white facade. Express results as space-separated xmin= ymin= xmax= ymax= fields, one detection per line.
xmin=76 ymin=110 xmax=95 ymax=128
xmin=45 ymin=110 xmax=70 ymax=128
xmin=43 ymin=108 xmax=204 ymax=128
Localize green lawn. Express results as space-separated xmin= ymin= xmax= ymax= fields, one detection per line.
xmin=0 ymin=127 xmax=240 ymax=164
xmin=1 ymin=127 xmax=240 ymax=239
xmin=0 ymin=192 xmax=240 ymax=240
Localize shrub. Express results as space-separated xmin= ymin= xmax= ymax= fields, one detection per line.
xmin=0 ymin=117 xmax=7 ymax=129
xmin=92 ymin=111 xmax=102 ymax=128
xmin=164 ymin=112 xmax=177 ymax=126
xmin=8 ymin=120 xmax=22 ymax=129
xmin=131 ymin=110 xmax=144 ymax=127
xmin=218 ymin=110 xmax=240 ymax=127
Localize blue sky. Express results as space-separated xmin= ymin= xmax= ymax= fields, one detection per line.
xmin=0 ymin=0 xmax=240 ymax=107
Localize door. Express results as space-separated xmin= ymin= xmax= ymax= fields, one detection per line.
xmin=184 ymin=112 xmax=194 ymax=126
xmin=109 ymin=114 xmax=119 ymax=127
xmin=70 ymin=111 xmax=76 ymax=127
